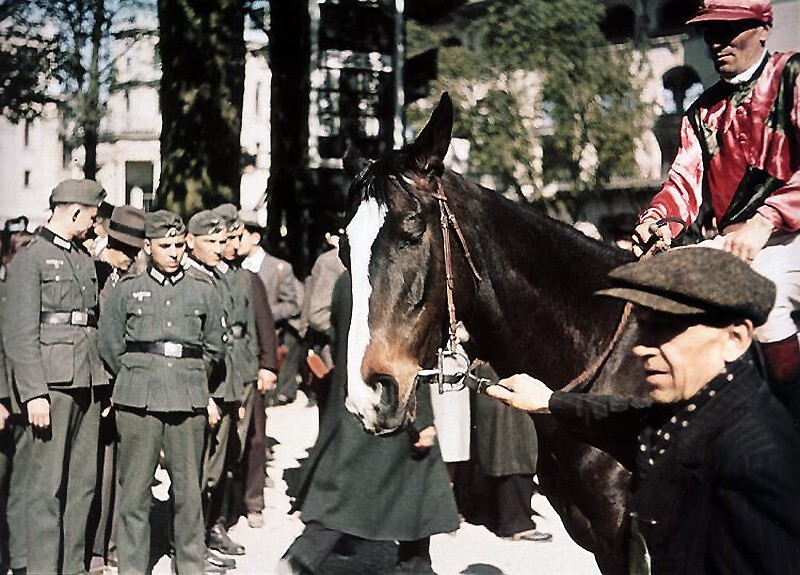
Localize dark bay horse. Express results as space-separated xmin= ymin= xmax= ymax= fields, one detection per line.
xmin=341 ymin=93 xmax=648 ymax=574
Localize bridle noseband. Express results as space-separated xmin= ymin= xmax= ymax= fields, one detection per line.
xmin=413 ymin=176 xmax=484 ymax=394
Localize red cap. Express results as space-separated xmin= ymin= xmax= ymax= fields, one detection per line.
xmin=686 ymin=0 xmax=773 ymax=25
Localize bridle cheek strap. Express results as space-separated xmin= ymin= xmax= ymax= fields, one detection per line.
xmin=431 ymin=179 xmax=481 ymax=351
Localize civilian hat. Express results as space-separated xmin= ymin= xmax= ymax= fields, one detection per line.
xmin=597 ymin=247 xmax=775 ymax=326
xmin=187 ymin=210 xmax=226 ymax=236
xmin=50 ymin=179 xmax=107 ymax=207
xmin=213 ymin=203 xmax=242 ymax=232
xmin=686 ymin=0 xmax=773 ymax=25
xmin=4 ymin=216 xmax=28 ymax=234
xmin=145 ymin=210 xmax=186 ymax=239
xmin=108 ymin=205 xmax=146 ymax=250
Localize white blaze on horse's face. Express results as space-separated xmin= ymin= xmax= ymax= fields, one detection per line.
xmin=345 ymin=197 xmax=387 ymax=431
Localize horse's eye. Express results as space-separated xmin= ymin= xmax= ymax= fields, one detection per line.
xmin=398 ymin=213 xmax=424 ymax=248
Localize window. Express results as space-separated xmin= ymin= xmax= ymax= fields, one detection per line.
xmin=24 ymin=170 xmax=31 ymax=187
xmin=24 ymin=120 xmax=31 ymax=147
xmin=125 ymin=90 xmax=131 ymax=112
xmin=255 ymin=82 xmax=262 ymax=115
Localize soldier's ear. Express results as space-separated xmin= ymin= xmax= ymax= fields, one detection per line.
xmin=143 ymin=239 xmax=152 ymax=256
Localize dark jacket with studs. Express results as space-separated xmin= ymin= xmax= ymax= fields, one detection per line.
xmin=548 ymin=359 xmax=800 ymax=575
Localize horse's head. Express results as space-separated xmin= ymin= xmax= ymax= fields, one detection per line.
xmin=341 ymin=93 xmax=458 ymax=434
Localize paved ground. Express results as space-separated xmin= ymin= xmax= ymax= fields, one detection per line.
xmin=149 ymin=395 xmax=602 ymax=575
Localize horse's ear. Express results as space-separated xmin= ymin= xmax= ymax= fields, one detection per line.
xmin=409 ymin=92 xmax=453 ymax=174
xmin=343 ymin=145 xmax=370 ymax=177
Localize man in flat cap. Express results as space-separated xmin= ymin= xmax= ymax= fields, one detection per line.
xmin=183 ymin=210 xmax=245 ymax=569
xmin=1 ymin=178 xmax=109 ymax=574
xmin=631 ymin=0 xmax=800 ymax=422
xmin=488 ymin=248 xmax=800 ymax=574
xmin=98 ymin=210 xmax=227 ymax=575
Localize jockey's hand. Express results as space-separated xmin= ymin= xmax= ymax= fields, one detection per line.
xmin=721 ymin=213 xmax=774 ymax=262
xmin=486 ymin=374 xmax=553 ymax=413
xmin=632 ymin=218 xmax=672 ymax=258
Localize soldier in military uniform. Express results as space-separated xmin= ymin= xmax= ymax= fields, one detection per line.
xmin=183 ymin=210 xmax=245 ymax=567
xmin=2 ymin=179 xmax=109 ymax=575
xmin=98 ymin=210 xmax=227 ymax=575
xmin=212 ymin=204 xmax=278 ymax=530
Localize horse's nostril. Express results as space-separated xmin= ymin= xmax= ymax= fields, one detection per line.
xmin=366 ymin=373 xmax=397 ymax=389
xmin=366 ymin=373 xmax=399 ymax=409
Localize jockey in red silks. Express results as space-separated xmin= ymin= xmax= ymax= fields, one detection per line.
xmin=631 ymin=0 xmax=800 ymax=423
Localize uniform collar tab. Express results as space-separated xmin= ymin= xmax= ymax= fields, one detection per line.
xmin=40 ymin=227 xmax=73 ymax=251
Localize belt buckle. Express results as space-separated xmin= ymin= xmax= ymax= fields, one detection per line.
xmin=231 ymin=325 xmax=243 ymax=338
xmin=163 ymin=342 xmax=183 ymax=358
xmin=71 ymin=310 xmax=89 ymax=326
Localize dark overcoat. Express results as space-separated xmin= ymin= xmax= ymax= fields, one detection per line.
xmin=471 ymin=363 xmax=538 ymax=477
xmin=549 ymin=359 xmax=800 ymax=575
xmin=289 ymin=273 xmax=460 ymax=541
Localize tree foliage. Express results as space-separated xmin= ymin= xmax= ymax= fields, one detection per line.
xmin=155 ymin=0 xmax=246 ymax=217
xmin=407 ymin=0 xmax=650 ymax=217
xmin=0 ymin=2 xmax=56 ymax=123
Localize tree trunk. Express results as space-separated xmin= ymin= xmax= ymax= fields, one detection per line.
xmin=83 ymin=0 xmax=104 ymax=180
xmin=265 ymin=0 xmax=311 ymax=267
xmin=156 ymin=0 xmax=246 ymax=218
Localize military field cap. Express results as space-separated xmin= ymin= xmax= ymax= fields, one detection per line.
xmin=108 ymin=205 xmax=146 ymax=250
xmin=687 ymin=0 xmax=773 ymax=25
xmin=238 ymin=208 xmax=265 ymax=229
xmin=145 ymin=210 xmax=186 ymax=239
xmin=597 ymin=247 xmax=775 ymax=326
xmin=187 ymin=210 xmax=226 ymax=236
xmin=213 ymin=203 xmax=242 ymax=232
xmin=50 ymin=179 xmax=107 ymax=207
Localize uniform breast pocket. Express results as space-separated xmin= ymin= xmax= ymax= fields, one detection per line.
xmin=40 ymin=268 xmax=70 ymax=307
xmin=184 ymin=303 xmax=207 ymax=337
xmin=127 ymin=302 xmax=158 ymax=340
xmin=39 ymin=325 xmax=75 ymax=384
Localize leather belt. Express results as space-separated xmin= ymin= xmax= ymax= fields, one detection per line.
xmin=126 ymin=341 xmax=203 ymax=359
xmin=40 ymin=310 xmax=97 ymax=328
xmin=230 ymin=324 xmax=246 ymax=339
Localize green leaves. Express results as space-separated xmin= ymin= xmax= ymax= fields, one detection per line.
xmin=407 ymin=0 xmax=651 ymax=217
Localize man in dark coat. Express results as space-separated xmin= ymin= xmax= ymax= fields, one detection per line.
xmin=488 ymin=247 xmax=800 ymax=574
xmin=278 ymin=273 xmax=459 ymax=575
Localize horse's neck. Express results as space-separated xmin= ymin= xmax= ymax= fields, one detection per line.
xmin=453 ymin=179 xmax=631 ymax=387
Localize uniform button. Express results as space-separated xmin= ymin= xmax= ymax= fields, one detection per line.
xmin=738 ymin=133 xmax=748 ymax=142
xmin=167 ymin=362 xmax=173 ymax=368
xmin=166 ymin=300 xmax=171 ymax=306
xmin=81 ymin=286 xmax=86 ymax=291
xmin=55 ymin=276 xmax=60 ymax=281
xmin=167 ymin=321 xmax=172 ymax=327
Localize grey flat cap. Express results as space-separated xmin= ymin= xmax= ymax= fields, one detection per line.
xmin=597 ymin=247 xmax=776 ymax=326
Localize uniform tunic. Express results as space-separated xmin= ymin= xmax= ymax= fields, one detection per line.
xmin=2 ymin=228 xmax=108 ymax=575
xmin=99 ymin=265 xmax=225 ymax=575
